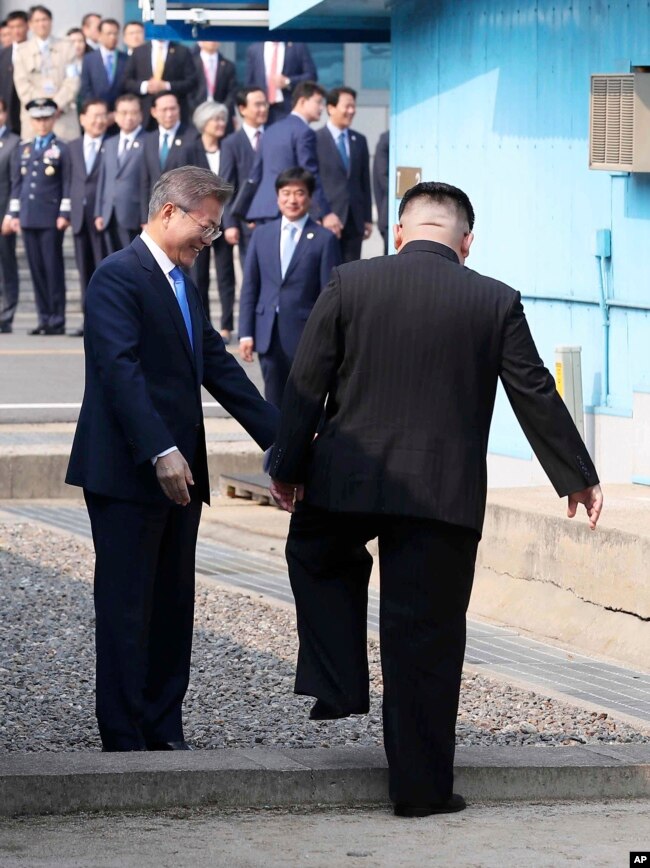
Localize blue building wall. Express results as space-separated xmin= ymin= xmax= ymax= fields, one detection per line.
xmin=391 ymin=0 xmax=650 ymax=461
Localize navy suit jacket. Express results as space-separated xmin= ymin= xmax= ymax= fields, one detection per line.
xmin=140 ymin=124 xmax=199 ymax=223
xmin=219 ymin=128 xmax=258 ymax=231
xmin=245 ymin=42 xmax=317 ymax=119
xmin=188 ymin=50 xmax=238 ymax=130
xmin=68 ymin=135 xmax=109 ymax=234
xmin=80 ymin=49 xmax=128 ymax=111
xmin=0 ymin=46 xmax=21 ymax=134
xmin=315 ymin=126 xmax=372 ymax=235
xmin=247 ymin=114 xmax=330 ymax=221
xmin=9 ymin=136 xmax=71 ymax=227
xmin=123 ymin=42 xmax=198 ymax=128
xmin=95 ymin=128 xmax=147 ymax=229
xmin=239 ymin=216 xmax=341 ymax=358
xmin=66 ymin=236 xmax=278 ymax=504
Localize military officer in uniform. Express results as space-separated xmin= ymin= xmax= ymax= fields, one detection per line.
xmin=3 ymin=97 xmax=70 ymax=334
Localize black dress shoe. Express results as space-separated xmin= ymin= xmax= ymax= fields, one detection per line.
xmin=0 ymin=322 xmax=12 ymax=333
xmin=309 ymin=699 xmax=368 ymax=720
xmin=394 ymin=794 xmax=467 ymax=817
xmin=147 ymin=740 xmax=194 ymax=751
xmin=68 ymin=327 xmax=84 ymax=337
xmin=28 ymin=325 xmax=46 ymax=335
xmin=44 ymin=325 xmax=65 ymax=335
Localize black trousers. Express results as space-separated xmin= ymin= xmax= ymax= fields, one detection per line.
xmin=84 ymin=490 xmax=202 ymax=751
xmin=286 ymin=502 xmax=479 ymax=805
xmin=192 ymin=234 xmax=235 ymax=329
xmin=22 ymin=227 xmax=66 ymax=328
xmin=0 ymin=233 xmax=19 ymax=325
xmin=103 ymin=215 xmax=139 ymax=256
xmin=259 ymin=318 xmax=292 ymax=409
xmin=74 ymin=219 xmax=106 ymax=311
xmin=339 ymin=214 xmax=363 ymax=263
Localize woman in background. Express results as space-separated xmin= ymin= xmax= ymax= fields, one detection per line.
xmin=191 ymin=100 xmax=236 ymax=343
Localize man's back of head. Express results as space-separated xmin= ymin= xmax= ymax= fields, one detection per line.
xmin=394 ymin=181 xmax=475 ymax=263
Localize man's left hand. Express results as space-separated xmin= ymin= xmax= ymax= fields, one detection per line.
xmin=270 ymin=479 xmax=304 ymax=513
xmin=363 ymin=222 xmax=373 ymax=239
xmin=56 ymin=217 xmax=69 ymax=231
xmin=567 ymin=483 xmax=603 ymax=530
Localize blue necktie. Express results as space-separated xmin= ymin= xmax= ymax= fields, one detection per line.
xmin=160 ymin=132 xmax=170 ymax=168
xmin=105 ymin=52 xmax=114 ymax=83
xmin=337 ymin=131 xmax=349 ymax=173
xmin=169 ymin=266 xmax=194 ymax=350
xmin=281 ymin=224 xmax=298 ymax=278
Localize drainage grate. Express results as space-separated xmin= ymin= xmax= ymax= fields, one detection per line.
xmin=2 ymin=502 xmax=649 ymax=724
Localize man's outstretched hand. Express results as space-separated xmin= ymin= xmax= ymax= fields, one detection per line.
xmin=270 ymin=479 xmax=304 ymax=513
xmin=567 ymin=483 xmax=603 ymax=530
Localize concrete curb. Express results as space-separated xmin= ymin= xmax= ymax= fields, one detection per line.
xmin=1 ymin=745 xmax=648 ymax=816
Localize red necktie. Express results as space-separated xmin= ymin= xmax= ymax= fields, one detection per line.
xmin=267 ymin=43 xmax=279 ymax=103
xmin=203 ymin=58 xmax=215 ymax=99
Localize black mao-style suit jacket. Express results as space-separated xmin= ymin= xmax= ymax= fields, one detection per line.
xmin=270 ymin=240 xmax=599 ymax=535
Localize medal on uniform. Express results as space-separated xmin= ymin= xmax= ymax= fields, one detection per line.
xmin=45 ymin=166 xmax=55 ymax=176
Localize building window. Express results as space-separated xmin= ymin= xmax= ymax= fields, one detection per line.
xmin=361 ymin=43 xmax=391 ymax=90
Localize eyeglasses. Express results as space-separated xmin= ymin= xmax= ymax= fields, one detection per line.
xmin=177 ymin=207 xmax=222 ymax=242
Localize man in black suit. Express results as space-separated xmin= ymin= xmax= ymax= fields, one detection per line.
xmin=80 ymin=19 xmax=128 ymax=125
xmin=189 ymin=41 xmax=238 ymax=133
xmin=66 ymin=166 xmax=278 ymax=752
xmin=68 ymin=98 xmax=110 ymax=336
xmin=123 ymin=38 xmax=197 ymax=129
xmin=139 ymin=92 xmax=198 ymax=225
xmin=0 ymin=98 xmax=19 ymax=332
xmin=220 ymin=87 xmax=268 ymax=268
xmin=269 ymin=181 xmax=603 ymax=817
xmin=245 ymin=41 xmax=317 ymax=125
xmin=95 ymin=93 xmax=146 ymax=253
xmin=316 ymin=87 xmax=372 ymax=263
xmin=373 ymin=131 xmax=389 ymax=254
xmin=0 ymin=10 xmax=28 ymax=135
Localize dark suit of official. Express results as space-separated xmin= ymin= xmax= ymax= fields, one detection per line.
xmin=270 ymin=240 xmax=599 ymax=805
xmin=95 ymin=127 xmax=147 ymax=252
xmin=219 ymin=126 xmax=260 ymax=268
xmin=66 ymin=236 xmax=278 ymax=750
xmin=373 ymin=131 xmax=389 ymax=254
xmin=0 ymin=127 xmax=20 ymax=327
xmin=0 ymin=45 xmax=22 ymax=134
xmin=239 ymin=215 xmax=340 ymax=407
xmin=139 ymin=124 xmax=198 ymax=224
xmin=188 ymin=50 xmax=238 ymax=133
xmin=80 ymin=48 xmax=128 ymax=111
xmin=245 ymin=42 xmax=317 ymax=125
xmin=68 ymin=135 xmax=109 ymax=312
xmin=247 ymin=113 xmax=330 ymax=222
xmin=123 ymin=42 xmax=198 ymax=129
xmin=315 ymin=126 xmax=371 ymax=262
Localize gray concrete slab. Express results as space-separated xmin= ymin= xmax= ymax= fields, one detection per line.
xmin=1 ymin=746 xmax=649 ymax=817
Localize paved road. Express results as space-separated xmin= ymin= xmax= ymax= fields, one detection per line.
xmin=0 ymin=314 xmax=265 ymax=424
xmin=1 ymin=801 xmax=647 ymax=867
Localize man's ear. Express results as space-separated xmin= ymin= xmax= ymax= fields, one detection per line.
xmin=160 ymin=202 xmax=175 ymax=224
xmin=392 ymin=223 xmax=403 ymax=251
xmin=461 ymin=231 xmax=474 ymax=261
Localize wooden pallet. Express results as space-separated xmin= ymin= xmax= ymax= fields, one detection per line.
xmin=219 ymin=472 xmax=274 ymax=506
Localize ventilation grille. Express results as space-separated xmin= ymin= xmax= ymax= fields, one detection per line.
xmin=588 ymin=74 xmax=650 ymax=171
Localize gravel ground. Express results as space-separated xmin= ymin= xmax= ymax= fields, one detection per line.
xmin=0 ymin=520 xmax=647 ymax=753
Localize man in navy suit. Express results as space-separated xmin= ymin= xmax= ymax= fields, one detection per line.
xmin=220 ymin=87 xmax=268 ymax=269
xmin=123 ymin=39 xmax=197 ymax=129
xmin=80 ymin=19 xmax=127 ymax=125
xmin=245 ymin=41 xmax=317 ymax=125
xmin=316 ymin=87 xmax=372 ymax=263
xmin=189 ymin=41 xmax=238 ymax=133
xmin=373 ymin=131 xmax=390 ymax=255
xmin=239 ymin=167 xmax=340 ymax=408
xmin=95 ymin=93 xmax=146 ymax=253
xmin=0 ymin=99 xmax=20 ymax=332
xmin=68 ymin=99 xmax=110 ymax=336
xmin=140 ymin=92 xmax=198 ymax=225
xmin=0 ymin=11 xmax=28 ymax=135
xmin=245 ymin=81 xmax=341 ymax=238
xmin=66 ymin=166 xmax=278 ymax=752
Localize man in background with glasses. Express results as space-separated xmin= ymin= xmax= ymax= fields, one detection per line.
xmin=66 ymin=166 xmax=278 ymax=752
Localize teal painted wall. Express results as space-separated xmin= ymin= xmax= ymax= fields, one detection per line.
xmin=391 ymin=0 xmax=650 ymax=459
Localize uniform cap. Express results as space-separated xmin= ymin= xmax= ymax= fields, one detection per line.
xmin=26 ymin=98 xmax=58 ymax=118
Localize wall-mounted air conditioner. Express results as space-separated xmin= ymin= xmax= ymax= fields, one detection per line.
xmin=589 ymin=73 xmax=650 ymax=172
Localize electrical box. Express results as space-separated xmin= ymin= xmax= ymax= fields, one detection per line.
xmin=555 ymin=346 xmax=585 ymax=439
xmin=589 ymin=73 xmax=650 ymax=172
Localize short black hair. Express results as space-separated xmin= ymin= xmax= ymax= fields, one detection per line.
xmin=0 ymin=20 xmax=7 ymax=28
xmin=275 ymin=167 xmax=315 ymax=196
xmin=6 ymin=10 xmax=28 ymax=22
xmin=80 ymin=98 xmax=108 ymax=115
xmin=291 ymin=80 xmax=325 ymax=109
xmin=235 ymin=86 xmax=266 ymax=109
xmin=123 ymin=20 xmax=144 ymax=30
xmin=99 ymin=18 xmax=120 ymax=31
xmin=28 ymin=5 xmax=52 ymax=20
xmin=81 ymin=12 xmax=100 ymax=26
xmin=326 ymin=86 xmax=357 ymax=108
xmin=114 ymin=93 xmax=141 ymax=110
xmin=151 ymin=90 xmax=179 ymax=108
xmin=398 ymin=181 xmax=475 ymax=231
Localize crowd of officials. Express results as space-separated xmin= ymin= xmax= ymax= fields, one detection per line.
xmin=0 ymin=6 xmax=390 ymax=404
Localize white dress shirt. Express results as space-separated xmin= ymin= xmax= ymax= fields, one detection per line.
xmin=158 ymin=122 xmax=181 ymax=149
xmin=205 ymin=149 xmax=220 ymax=175
xmin=242 ymin=121 xmax=264 ymax=148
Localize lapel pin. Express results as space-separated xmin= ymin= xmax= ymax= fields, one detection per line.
xmin=0 ymin=142 xmax=3 ymax=148
xmin=133 ymin=141 xmax=140 ymax=148
xmin=306 ymin=232 xmax=314 ymax=239
xmin=175 ymin=139 xmax=182 ymax=147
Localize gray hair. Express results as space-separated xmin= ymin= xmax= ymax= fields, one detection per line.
xmin=192 ymin=100 xmax=229 ymax=134
xmin=148 ymin=166 xmax=233 ymax=220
